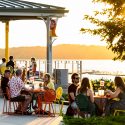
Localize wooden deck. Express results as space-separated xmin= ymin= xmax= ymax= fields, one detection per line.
xmin=0 ymin=98 xmax=66 ymax=125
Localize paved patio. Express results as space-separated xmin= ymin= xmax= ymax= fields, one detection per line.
xmin=0 ymin=98 xmax=68 ymax=125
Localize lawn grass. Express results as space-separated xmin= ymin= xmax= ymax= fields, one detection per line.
xmin=63 ymin=115 xmax=125 ymax=125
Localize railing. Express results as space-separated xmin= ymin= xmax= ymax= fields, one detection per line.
xmin=15 ymin=59 xmax=125 ymax=82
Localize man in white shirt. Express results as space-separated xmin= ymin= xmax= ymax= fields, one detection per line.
xmin=8 ymin=69 xmax=32 ymax=114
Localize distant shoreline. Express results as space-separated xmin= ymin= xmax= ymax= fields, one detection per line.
xmin=0 ymin=44 xmax=115 ymax=59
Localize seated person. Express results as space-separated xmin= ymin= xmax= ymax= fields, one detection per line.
xmin=43 ymin=73 xmax=55 ymax=90
xmin=33 ymin=73 xmax=55 ymax=114
xmin=1 ymin=70 xmax=11 ymax=99
xmin=77 ymin=77 xmax=95 ymax=116
xmin=8 ymin=69 xmax=32 ymax=114
xmin=0 ymin=58 xmax=6 ymax=75
xmin=104 ymin=76 xmax=125 ymax=116
xmin=66 ymin=73 xmax=79 ymax=116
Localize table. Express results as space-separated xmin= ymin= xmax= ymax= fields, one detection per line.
xmin=94 ymin=96 xmax=108 ymax=116
xmin=29 ymin=88 xmax=45 ymax=109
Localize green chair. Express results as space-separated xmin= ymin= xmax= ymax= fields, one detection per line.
xmin=75 ymin=93 xmax=90 ymax=117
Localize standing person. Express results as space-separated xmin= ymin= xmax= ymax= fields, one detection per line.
xmin=6 ymin=56 xmax=14 ymax=74
xmin=77 ymin=77 xmax=95 ymax=116
xmin=43 ymin=73 xmax=55 ymax=90
xmin=66 ymin=73 xmax=80 ymax=116
xmin=6 ymin=56 xmax=14 ymax=69
xmin=104 ymin=76 xmax=125 ymax=116
xmin=0 ymin=58 xmax=6 ymax=75
xmin=31 ymin=57 xmax=37 ymax=76
xmin=27 ymin=57 xmax=37 ymax=79
xmin=0 ymin=58 xmax=6 ymax=67
xmin=8 ymin=69 xmax=32 ymax=115
xmin=1 ymin=70 xmax=11 ymax=99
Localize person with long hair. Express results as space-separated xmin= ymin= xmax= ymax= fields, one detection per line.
xmin=43 ymin=73 xmax=55 ymax=90
xmin=104 ymin=76 xmax=125 ymax=116
xmin=77 ymin=77 xmax=95 ymax=116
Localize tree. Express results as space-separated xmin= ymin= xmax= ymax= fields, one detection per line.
xmin=81 ymin=0 xmax=125 ymax=60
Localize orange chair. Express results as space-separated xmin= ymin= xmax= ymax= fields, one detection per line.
xmin=37 ymin=89 xmax=56 ymax=117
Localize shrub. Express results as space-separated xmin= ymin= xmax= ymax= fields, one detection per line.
xmin=91 ymin=79 xmax=115 ymax=92
xmin=62 ymin=93 xmax=68 ymax=101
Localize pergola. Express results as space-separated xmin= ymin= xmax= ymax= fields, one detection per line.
xmin=0 ymin=0 xmax=68 ymax=74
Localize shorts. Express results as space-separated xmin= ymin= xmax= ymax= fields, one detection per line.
xmin=11 ymin=95 xmax=25 ymax=102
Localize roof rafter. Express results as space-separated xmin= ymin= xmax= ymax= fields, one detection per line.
xmin=0 ymin=0 xmax=68 ymax=21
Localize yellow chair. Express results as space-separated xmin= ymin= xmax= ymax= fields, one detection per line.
xmin=55 ymin=87 xmax=69 ymax=116
xmin=56 ymin=87 xmax=63 ymax=100
xmin=0 ymin=66 xmax=7 ymax=75
xmin=114 ymin=109 xmax=125 ymax=116
xmin=113 ymin=98 xmax=123 ymax=116
xmin=55 ymin=87 xmax=63 ymax=115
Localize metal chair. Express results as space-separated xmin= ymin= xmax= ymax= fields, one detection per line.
xmin=75 ymin=93 xmax=90 ymax=118
xmin=2 ymin=93 xmax=9 ymax=114
xmin=54 ymin=87 xmax=63 ymax=115
xmin=54 ymin=87 xmax=69 ymax=116
xmin=37 ymin=89 xmax=56 ymax=117
xmin=6 ymin=87 xmax=24 ymax=115
xmin=114 ymin=109 xmax=125 ymax=116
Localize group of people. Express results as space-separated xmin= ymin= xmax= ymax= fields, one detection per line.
xmin=0 ymin=56 xmax=14 ymax=75
xmin=1 ymin=69 xmax=32 ymax=114
xmin=66 ymin=73 xmax=95 ymax=117
xmin=1 ymin=67 xmax=55 ymax=115
xmin=66 ymin=73 xmax=125 ymax=117
xmin=1 ymin=56 xmax=125 ymax=117
xmin=0 ymin=56 xmax=39 ymax=83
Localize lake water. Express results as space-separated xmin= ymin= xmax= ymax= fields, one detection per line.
xmin=13 ymin=59 xmax=125 ymax=82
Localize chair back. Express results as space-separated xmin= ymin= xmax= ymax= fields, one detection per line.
xmin=44 ymin=89 xmax=56 ymax=102
xmin=75 ymin=93 xmax=89 ymax=112
xmin=56 ymin=87 xmax=63 ymax=100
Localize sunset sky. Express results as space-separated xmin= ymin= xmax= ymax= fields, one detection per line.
xmin=0 ymin=0 xmax=106 ymax=48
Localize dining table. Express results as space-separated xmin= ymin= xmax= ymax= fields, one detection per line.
xmin=94 ymin=95 xmax=108 ymax=116
xmin=24 ymin=83 xmax=46 ymax=112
